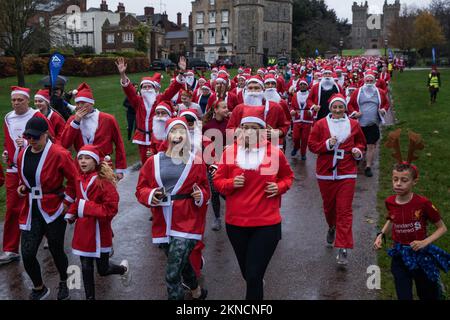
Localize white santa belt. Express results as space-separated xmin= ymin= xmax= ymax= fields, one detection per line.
xmin=293 ymin=119 xmax=313 ymax=124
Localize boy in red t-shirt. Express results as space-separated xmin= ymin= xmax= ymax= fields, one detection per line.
xmin=374 ymin=163 xmax=449 ymax=300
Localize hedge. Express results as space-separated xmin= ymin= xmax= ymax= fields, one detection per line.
xmin=0 ymin=56 xmax=150 ymax=78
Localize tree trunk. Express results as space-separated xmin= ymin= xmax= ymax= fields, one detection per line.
xmin=14 ymin=55 xmax=25 ymax=86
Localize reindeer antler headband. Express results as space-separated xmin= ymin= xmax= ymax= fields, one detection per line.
xmin=385 ymin=129 xmax=425 ymax=177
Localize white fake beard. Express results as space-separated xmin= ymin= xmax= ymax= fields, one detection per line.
xmin=243 ymin=91 xmax=265 ymax=106
xmin=264 ymin=88 xmax=281 ymax=103
xmin=153 ymin=117 xmax=169 ymax=141
xmin=236 ymin=145 xmax=266 ymax=171
xmin=211 ymin=74 xmax=218 ymax=81
xmin=320 ymin=78 xmax=335 ymax=91
xmin=141 ymin=89 xmax=157 ymax=112
xmin=186 ymin=77 xmax=195 ymax=87
xmin=362 ymin=84 xmax=376 ymax=96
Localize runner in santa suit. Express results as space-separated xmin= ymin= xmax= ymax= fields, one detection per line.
xmin=267 ymin=67 xmax=287 ymax=97
xmin=335 ymin=68 xmax=346 ymax=88
xmin=193 ymin=82 xmax=215 ymax=115
xmin=209 ymin=73 xmax=239 ymax=113
xmin=230 ymin=77 xmax=290 ymax=151
xmin=0 ymin=87 xmax=55 ymax=266
xmin=308 ymin=94 xmax=367 ymax=266
xmin=347 ymin=71 xmax=390 ymax=178
xmin=61 ymin=83 xmax=127 ymax=180
xmin=264 ymin=74 xmax=291 ymax=124
xmin=230 ymin=72 xmax=247 ymax=99
xmin=290 ymin=78 xmax=313 ymax=160
xmin=34 ymin=89 xmax=66 ymax=145
xmin=136 ymin=117 xmax=210 ymax=300
xmin=192 ymin=77 xmax=207 ymax=104
xmin=213 ymin=107 xmax=294 ymax=300
xmin=232 ymin=66 xmax=245 ymax=84
xmin=358 ymin=68 xmax=388 ymax=91
xmin=172 ymin=70 xmax=199 ymax=106
xmin=16 ymin=117 xmax=77 ymax=300
xmin=116 ymin=56 xmax=187 ymax=164
xmin=380 ymin=65 xmax=391 ymax=85
xmin=307 ymin=67 xmax=345 ymax=121
xmin=147 ymin=102 xmax=174 ymax=157
xmin=175 ymin=89 xmax=203 ymax=117
xmin=65 ymin=145 xmax=131 ymax=300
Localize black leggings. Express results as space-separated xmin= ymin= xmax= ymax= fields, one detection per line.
xmin=21 ymin=210 xmax=68 ymax=288
xmin=429 ymin=87 xmax=439 ymax=103
xmin=208 ymin=172 xmax=221 ymax=218
xmin=126 ymin=112 xmax=136 ymax=141
xmin=80 ymin=253 xmax=125 ymax=300
xmin=226 ymin=223 xmax=281 ymax=300
xmin=391 ymin=255 xmax=441 ymax=300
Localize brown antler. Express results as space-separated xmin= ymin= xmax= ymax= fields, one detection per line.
xmin=385 ymin=128 xmax=403 ymax=163
xmin=407 ymin=131 xmax=424 ymax=163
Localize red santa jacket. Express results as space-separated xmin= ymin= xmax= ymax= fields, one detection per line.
xmin=380 ymin=72 xmax=391 ymax=84
xmin=17 ymin=141 xmax=77 ymax=231
xmin=308 ymin=115 xmax=367 ymax=180
xmin=46 ymin=109 xmax=66 ymax=145
xmin=347 ymin=87 xmax=390 ymax=119
xmin=3 ymin=109 xmax=55 ymax=173
xmin=135 ymin=152 xmax=211 ymax=244
xmin=290 ymin=91 xmax=314 ymax=124
xmin=213 ymin=142 xmax=294 ymax=227
xmin=227 ymin=103 xmax=291 ymax=146
xmin=306 ymin=82 xmax=345 ymax=109
xmin=357 ymin=78 xmax=387 ymax=91
xmin=121 ymin=75 xmax=184 ymax=146
xmin=61 ymin=111 xmax=127 ymax=173
xmin=66 ymin=172 xmax=119 ymax=257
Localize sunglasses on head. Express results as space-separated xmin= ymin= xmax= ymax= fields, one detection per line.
xmin=23 ymin=133 xmax=42 ymax=140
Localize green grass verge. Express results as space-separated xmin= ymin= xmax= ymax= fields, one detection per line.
xmin=377 ymin=69 xmax=450 ymax=299
xmin=343 ymin=49 xmax=366 ymax=56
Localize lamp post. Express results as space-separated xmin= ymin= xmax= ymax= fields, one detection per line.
xmin=339 ymin=38 xmax=344 ymax=57
xmin=384 ymin=39 xmax=388 ymax=58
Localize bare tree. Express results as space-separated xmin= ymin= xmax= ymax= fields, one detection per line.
xmin=0 ymin=0 xmax=44 ymax=85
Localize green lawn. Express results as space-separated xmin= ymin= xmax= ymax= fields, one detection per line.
xmin=0 ymin=71 xmax=175 ymax=219
xmin=377 ymin=69 xmax=450 ymax=299
xmin=342 ymin=49 xmax=366 ymax=56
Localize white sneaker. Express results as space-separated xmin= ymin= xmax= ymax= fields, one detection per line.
xmin=0 ymin=252 xmax=20 ymax=266
xmin=120 ymin=260 xmax=132 ymax=287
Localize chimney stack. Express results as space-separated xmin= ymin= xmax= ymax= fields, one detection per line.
xmin=100 ymin=0 xmax=108 ymax=12
xmin=177 ymin=13 xmax=182 ymax=27
xmin=117 ymin=2 xmax=125 ymax=13
xmin=144 ymin=7 xmax=154 ymax=17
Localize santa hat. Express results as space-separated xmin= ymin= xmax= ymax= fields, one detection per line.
xmin=297 ymin=78 xmax=309 ymax=89
xmin=201 ymin=82 xmax=212 ymax=92
xmin=185 ymin=70 xmax=195 ymax=77
xmin=198 ymin=76 xmax=207 ymax=84
xmin=179 ymin=108 xmax=200 ymax=122
xmin=77 ymin=145 xmax=101 ymax=165
xmin=243 ymin=68 xmax=252 ymax=76
xmin=34 ymin=89 xmax=50 ymax=104
xmin=75 ymin=83 xmax=95 ymax=104
xmin=215 ymin=73 xmax=229 ymax=85
xmin=257 ymin=68 xmax=266 ymax=75
xmin=328 ymin=93 xmax=347 ymax=110
xmin=237 ymin=73 xmax=247 ymax=80
xmin=238 ymin=67 xmax=244 ymax=74
xmin=240 ymin=107 xmax=266 ymax=128
xmin=246 ymin=76 xmax=264 ymax=88
xmin=141 ymin=73 xmax=162 ymax=89
xmin=11 ymin=86 xmax=31 ymax=99
xmin=264 ymin=74 xmax=277 ymax=84
xmin=267 ymin=66 xmax=277 ymax=74
xmin=165 ymin=117 xmax=189 ymax=138
xmin=218 ymin=66 xmax=229 ymax=76
xmin=322 ymin=66 xmax=333 ymax=75
xmin=364 ymin=70 xmax=376 ymax=80
xmin=155 ymin=102 xmax=173 ymax=116
xmin=211 ymin=67 xmax=219 ymax=73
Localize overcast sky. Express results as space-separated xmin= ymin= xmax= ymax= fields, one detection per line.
xmin=87 ymin=0 xmax=432 ymax=23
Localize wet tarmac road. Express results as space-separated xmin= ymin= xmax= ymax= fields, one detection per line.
xmin=0 ymin=137 xmax=385 ymax=300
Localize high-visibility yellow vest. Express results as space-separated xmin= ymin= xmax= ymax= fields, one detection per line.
xmin=388 ymin=63 xmax=393 ymax=71
xmin=429 ymin=74 xmax=439 ymax=88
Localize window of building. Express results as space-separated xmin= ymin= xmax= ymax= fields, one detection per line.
xmin=210 ymin=0 xmax=215 ymax=6
xmin=209 ymin=29 xmax=216 ymax=45
xmin=209 ymin=11 xmax=216 ymax=24
xmin=222 ymin=10 xmax=229 ymax=23
xmin=264 ymin=31 xmax=268 ymax=41
xmin=83 ymin=21 xmax=87 ymax=27
xmin=107 ymin=34 xmax=115 ymax=44
xmin=123 ymin=32 xmax=134 ymax=43
xmin=196 ymin=12 xmax=204 ymax=24
xmin=221 ymin=28 xmax=229 ymax=44
xmin=75 ymin=33 xmax=80 ymax=45
xmin=39 ymin=16 xmax=45 ymax=27
xmin=196 ymin=30 xmax=204 ymax=45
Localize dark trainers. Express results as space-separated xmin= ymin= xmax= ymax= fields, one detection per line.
xmin=30 ymin=286 xmax=50 ymax=300
xmin=301 ymin=155 xmax=307 ymax=161
xmin=291 ymin=148 xmax=298 ymax=157
xmin=336 ymin=249 xmax=348 ymax=265
xmin=192 ymin=288 xmax=208 ymax=300
xmin=57 ymin=281 xmax=70 ymax=300
xmin=364 ymin=167 xmax=373 ymax=177
xmin=326 ymin=227 xmax=336 ymax=247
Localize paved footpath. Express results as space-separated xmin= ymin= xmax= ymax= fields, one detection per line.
xmin=0 ymin=129 xmax=393 ymax=300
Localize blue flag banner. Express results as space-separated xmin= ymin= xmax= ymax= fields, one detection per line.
xmin=432 ymin=48 xmax=436 ymax=64
xmin=49 ymin=53 xmax=65 ymax=88
xmin=315 ymin=49 xmax=319 ymax=56
xmin=388 ymin=49 xmax=394 ymax=59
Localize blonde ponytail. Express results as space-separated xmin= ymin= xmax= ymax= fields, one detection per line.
xmin=98 ymin=161 xmax=117 ymax=187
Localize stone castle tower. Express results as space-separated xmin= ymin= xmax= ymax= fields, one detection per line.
xmin=192 ymin=0 xmax=292 ymax=67
xmin=351 ymin=0 xmax=400 ymax=50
